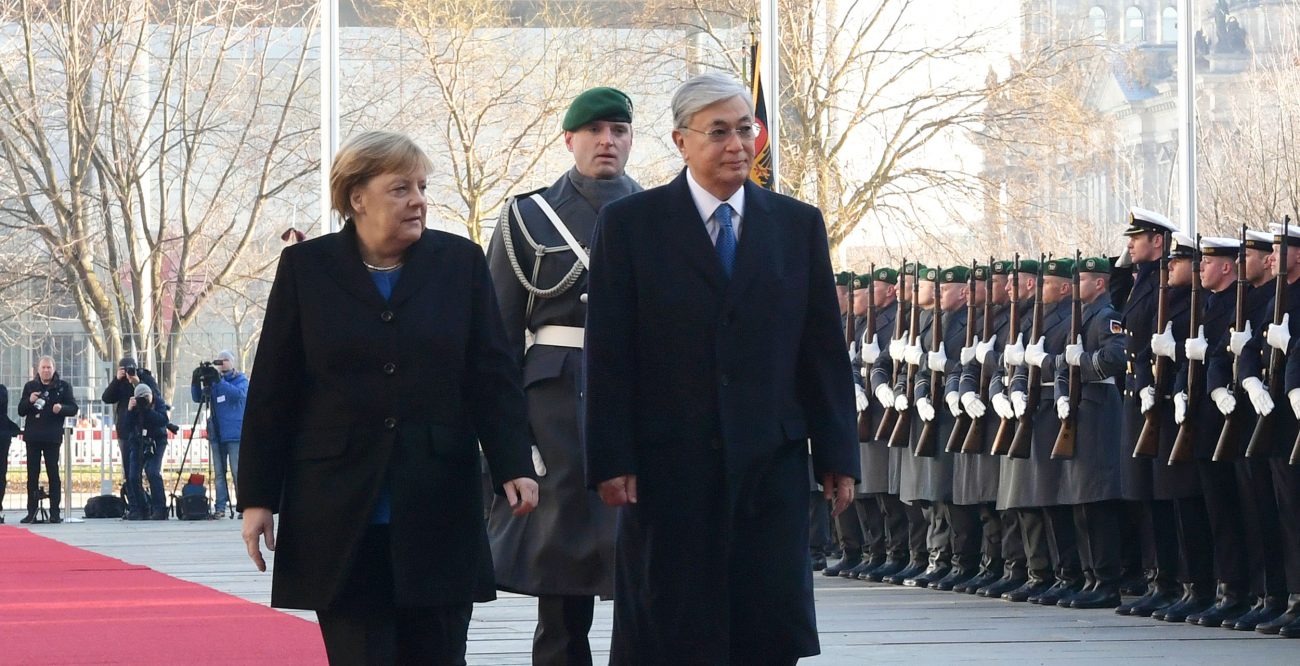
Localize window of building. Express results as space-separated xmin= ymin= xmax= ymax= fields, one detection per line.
xmin=1125 ymin=6 xmax=1145 ymax=42
xmin=1161 ymin=6 xmax=1178 ymax=44
xmin=1089 ymin=7 xmax=1107 ymax=40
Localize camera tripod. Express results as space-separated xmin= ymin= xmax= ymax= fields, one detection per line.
xmin=167 ymin=388 xmax=217 ymax=519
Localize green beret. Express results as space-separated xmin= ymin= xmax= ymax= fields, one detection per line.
xmin=972 ymin=265 xmax=990 ymax=280
xmin=835 ymin=271 xmax=853 ymax=286
xmin=992 ymin=260 xmax=1015 ymax=275
xmin=1043 ymin=258 xmax=1075 ymax=279
xmin=874 ymin=267 xmax=899 ymax=284
xmin=849 ymin=273 xmax=870 ymax=290
xmin=903 ymin=262 xmax=929 ymax=276
xmin=939 ymin=266 xmax=971 ymax=284
xmin=1015 ymin=259 xmax=1040 ymax=275
xmin=922 ymin=268 xmax=938 ymax=282
xmin=563 ymin=87 xmax=633 ymax=131
xmin=1077 ymin=256 xmax=1111 ymax=274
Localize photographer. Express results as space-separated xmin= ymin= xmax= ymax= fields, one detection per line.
xmin=190 ymin=350 xmax=247 ymax=518
xmin=102 ymin=357 xmax=160 ymax=513
xmin=121 ymin=383 xmax=170 ymax=520
xmin=1 ymin=382 xmax=21 ymax=523
xmin=16 ymin=356 xmax=78 ymax=523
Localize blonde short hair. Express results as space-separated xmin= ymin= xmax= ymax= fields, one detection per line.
xmin=329 ymin=131 xmax=433 ymax=220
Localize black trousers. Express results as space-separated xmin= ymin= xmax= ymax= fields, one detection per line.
xmin=1000 ymin=509 xmax=1026 ymax=576
xmin=922 ymin=501 xmax=948 ymax=563
xmin=317 ymin=526 xmax=471 ymax=666
xmin=833 ymin=499 xmax=865 ymax=558
xmin=1271 ymin=459 xmax=1300 ymax=593
xmin=1173 ymin=495 xmax=1214 ymax=587
xmin=1237 ymin=457 xmax=1287 ymax=598
xmin=1017 ymin=507 xmax=1051 ymax=578
xmin=853 ymin=496 xmax=886 ymax=558
xmin=534 ymin=595 xmax=595 ymax=666
xmin=877 ymin=493 xmax=909 ymax=560
xmin=1073 ymin=500 xmax=1122 ymax=586
xmin=1133 ymin=499 xmax=1181 ymax=585
xmin=943 ymin=502 xmax=981 ymax=569
xmin=808 ymin=493 xmax=831 ymax=555
xmin=1044 ymin=505 xmax=1080 ymax=584
xmin=904 ymin=501 xmax=929 ymax=562
xmin=25 ymin=440 xmax=60 ymax=512
xmin=976 ymin=503 xmax=1002 ymax=562
xmin=1197 ymin=460 xmax=1248 ymax=587
xmin=1 ymin=437 xmax=10 ymax=507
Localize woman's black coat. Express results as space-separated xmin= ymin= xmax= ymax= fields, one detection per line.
xmin=238 ymin=223 xmax=534 ymax=611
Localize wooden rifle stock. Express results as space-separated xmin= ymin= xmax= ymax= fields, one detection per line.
xmin=1214 ymin=226 xmax=1250 ymax=461
xmin=1008 ymin=255 xmax=1046 ymax=459
xmin=857 ymin=266 xmax=875 ymax=441
xmin=889 ymin=269 xmax=922 ymax=447
xmin=962 ymin=257 xmax=997 ymax=454
xmin=875 ymin=260 xmax=908 ymax=441
xmin=1051 ymin=250 xmax=1083 ymax=460
xmin=1170 ymin=237 xmax=1204 ymax=465
xmin=947 ymin=261 xmax=979 ymax=453
xmin=915 ymin=276 xmax=944 ymax=458
xmin=1250 ymin=216 xmax=1289 ymax=458
xmin=990 ymin=254 xmax=1021 ymax=456
xmin=1133 ymin=231 xmax=1173 ymax=459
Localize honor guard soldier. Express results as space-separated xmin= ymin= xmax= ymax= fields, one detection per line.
xmin=826 ymin=272 xmax=875 ymax=577
xmin=1208 ymin=228 xmax=1290 ymax=630
xmin=1053 ymin=257 xmax=1128 ymax=609
xmin=1114 ymin=208 xmax=1185 ymax=617
xmin=485 ymin=86 xmax=641 ymax=665
xmin=1145 ymin=233 xmax=1216 ymax=623
xmin=812 ymin=271 xmax=859 ymax=570
xmin=846 ymin=268 xmax=905 ymax=580
xmin=948 ymin=263 xmax=1005 ymax=593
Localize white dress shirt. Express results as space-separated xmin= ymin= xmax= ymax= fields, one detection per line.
xmin=686 ymin=168 xmax=745 ymax=244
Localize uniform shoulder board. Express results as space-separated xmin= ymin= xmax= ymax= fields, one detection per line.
xmin=1110 ymin=320 xmax=1123 ymax=334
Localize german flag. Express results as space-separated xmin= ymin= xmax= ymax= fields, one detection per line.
xmin=749 ymin=40 xmax=773 ymax=189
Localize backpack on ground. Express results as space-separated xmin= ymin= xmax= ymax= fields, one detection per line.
xmin=84 ymin=494 xmax=127 ymax=519
xmin=175 ymin=473 xmax=211 ymax=520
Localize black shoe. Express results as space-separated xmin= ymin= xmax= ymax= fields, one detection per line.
xmin=1118 ymin=573 xmax=1150 ymax=596
xmin=1156 ymin=593 xmax=1214 ymax=623
xmin=1190 ymin=584 xmax=1252 ymax=627
xmin=1071 ymin=586 xmax=1122 ymax=609
xmin=904 ymin=563 xmax=950 ymax=588
xmin=823 ymin=555 xmax=862 ymax=577
xmin=810 ymin=552 xmax=828 ymax=572
xmin=124 ymin=511 xmax=147 ymax=521
xmin=149 ymin=510 xmax=169 ymax=521
xmin=933 ymin=567 xmax=977 ymax=592
xmin=1119 ymin=582 xmax=1179 ymax=617
xmin=19 ymin=513 xmax=35 ymax=524
xmin=1278 ymin=615 xmax=1300 ymax=638
xmin=955 ymin=566 xmax=1001 ymax=594
xmin=883 ymin=561 xmax=926 ymax=585
xmin=847 ymin=556 xmax=885 ymax=580
xmin=1003 ymin=579 xmax=1051 ymax=603
xmin=978 ymin=575 xmax=1026 ymax=598
xmin=1232 ymin=596 xmax=1287 ymax=631
xmin=865 ymin=558 xmax=907 ymax=583
xmin=1256 ymin=594 xmax=1300 ymax=635
xmin=48 ymin=511 xmax=62 ymax=524
xmin=1031 ymin=580 xmax=1081 ymax=606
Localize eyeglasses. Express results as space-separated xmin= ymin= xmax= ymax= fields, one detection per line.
xmin=680 ymin=124 xmax=758 ymax=143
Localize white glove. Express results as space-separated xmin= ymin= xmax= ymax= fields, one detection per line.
xmin=1228 ymin=321 xmax=1253 ymax=356
xmin=1065 ymin=335 xmax=1084 ymax=367
xmin=875 ymin=384 xmax=895 ymax=409
xmin=1010 ymin=390 xmax=1027 ymax=418
xmin=1151 ymin=322 xmax=1177 ymax=359
xmin=904 ymin=344 xmax=923 ymax=367
xmin=1004 ymin=333 xmax=1026 ymax=367
xmin=916 ymin=397 xmax=936 ymax=422
xmin=855 ymin=385 xmax=869 ymax=413
xmin=1056 ymin=396 xmax=1070 ymax=420
xmin=1242 ymin=376 xmax=1274 ymax=417
xmin=960 ymin=341 xmax=977 ymax=366
xmin=1211 ymin=387 xmax=1236 ymax=416
xmin=1139 ymin=386 xmax=1156 ymax=414
xmin=888 ymin=337 xmax=905 ymax=361
xmin=1267 ymin=314 xmax=1292 ymax=352
xmin=992 ymin=393 xmax=1013 ymax=419
xmin=1185 ymin=325 xmax=1208 ymax=362
xmin=1291 ymin=388 xmax=1300 ymax=419
xmin=945 ymin=391 xmax=961 ymax=417
xmin=848 ymin=341 xmax=859 ymax=364
xmin=962 ymin=391 xmax=986 ymax=419
xmin=894 ymin=393 xmax=910 ymax=412
xmin=1025 ymin=336 xmax=1048 ymax=368
xmin=1173 ymin=391 xmax=1187 ymax=425
xmin=927 ymin=343 xmax=949 ymax=372
xmin=861 ymin=335 xmax=881 ymax=364
xmin=974 ymin=334 xmax=997 ymax=365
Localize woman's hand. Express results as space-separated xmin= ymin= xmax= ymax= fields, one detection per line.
xmin=503 ymin=477 xmax=539 ymax=516
xmin=241 ymin=507 xmax=276 ymax=572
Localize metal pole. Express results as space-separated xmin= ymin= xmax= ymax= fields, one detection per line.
xmin=1177 ymin=0 xmax=1196 ymax=237
xmin=320 ymin=0 xmax=341 ymax=233
xmin=761 ymin=0 xmax=780 ymax=193
xmin=62 ymin=423 xmax=72 ymax=517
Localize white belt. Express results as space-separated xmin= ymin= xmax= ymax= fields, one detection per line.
xmin=532 ymin=325 xmax=585 ymax=349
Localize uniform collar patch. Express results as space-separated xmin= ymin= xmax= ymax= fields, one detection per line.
xmin=1110 ymin=319 xmax=1123 ymax=334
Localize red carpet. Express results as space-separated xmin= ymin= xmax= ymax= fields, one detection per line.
xmin=0 ymin=526 xmax=327 ymax=665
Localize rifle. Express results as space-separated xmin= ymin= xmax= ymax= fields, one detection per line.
xmin=948 ymin=261 xmax=979 ymax=452
xmin=915 ymin=269 xmax=944 ymax=458
xmin=1250 ymin=216 xmax=1290 ymax=457
xmin=889 ymin=268 xmax=922 ymax=447
xmin=858 ymin=264 xmax=876 ymax=440
xmin=1051 ymin=250 xmax=1084 ymax=460
xmin=1133 ymin=230 xmax=1174 ymax=459
xmin=1214 ymin=225 xmax=1250 ymax=461
xmin=962 ymin=256 xmax=997 ymax=454
xmin=874 ymin=259 xmax=908 ymax=440
xmin=1007 ymin=254 xmax=1046 ymax=459
xmin=990 ymin=254 xmax=1021 ymax=456
xmin=1170 ymin=236 xmax=1204 ymax=465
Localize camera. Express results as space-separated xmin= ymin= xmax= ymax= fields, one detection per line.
xmin=125 ymin=367 xmax=137 ymax=377
xmin=132 ymin=393 xmax=152 ymax=410
xmin=192 ymin=361 xmax=220 ymax=389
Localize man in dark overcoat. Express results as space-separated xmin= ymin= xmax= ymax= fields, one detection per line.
xmin=583 ymin=72 xmax=859 ymax=665
xmin=486 ymin=87 xmax=640 ymax=666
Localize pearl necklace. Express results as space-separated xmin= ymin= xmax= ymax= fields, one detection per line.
xmin=363 ymin=259 xmax=403 ymax=272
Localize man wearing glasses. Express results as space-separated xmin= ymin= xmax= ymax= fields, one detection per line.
xmin=584 ymin=72 xmax=858 ymax=665
xmin=190 ymin=350 xmax=248 ymax=518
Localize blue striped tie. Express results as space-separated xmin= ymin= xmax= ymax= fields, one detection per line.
xmin=715 ymin=203 xmax=736 ymax=277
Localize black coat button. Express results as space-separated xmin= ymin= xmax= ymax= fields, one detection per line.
xmin=720 ymin=374 xmax=731 ymax=387
xmin=380 ymin=310 xmax=395 ymax=322
xmin=384 ymin=417 xmax=397 ymax=429
xmin=383 ymin=362 xmax=397 ymax=375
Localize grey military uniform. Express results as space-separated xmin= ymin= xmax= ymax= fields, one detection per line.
xmin=953 ymin=303 xmax=1008 ymax=506
xmin=899 ymin=307 xmax=967 ymax=504
xmin=857 ymin=304 xmax=898 ymax=494
xmin=1001 ymin=300 xmax=1070 ymax=508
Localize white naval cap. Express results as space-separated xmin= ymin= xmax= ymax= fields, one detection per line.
xmin=1245 ymin=229 xmax=1274 ymax=251
xmin=1169 ymin=232 xmax=1196 ymax=259
xmin=1199 ymin=236 xmax=1240 ymax=257
xmin=1124 ymin=207 xmax=1178 ymax=235
xmin=1269 ymin=222 xmax=1300 ymax=243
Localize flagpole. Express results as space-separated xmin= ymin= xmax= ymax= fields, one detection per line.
xmin=320 ymin=0 xmax=341 ymax=233
xmin=760 ymin=0 xmax=780 ymax=193
xmin=1176 ymin=0 xmax=1195 ymax=237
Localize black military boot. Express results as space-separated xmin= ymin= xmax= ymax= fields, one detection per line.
xmin=956 ymin=558 xmax=1002 ymax=594
xmin=865 ymin=557 xmax=907 ymax=583
xmin=847 ymin=555 xmax=886 ymax=580
xmin=823 ymin=552 xmax=862 ymax=577
xmin=1231 ymin=595 xmax=1287 ymax=631
xmin=1118 ymin=579 xmax=1180 ymax=617
xmin=882 ymin=559 xmax=926 ymax=585
xmin=1118 ymin=569 xmax=1150 ymax=596
xmin=903 ymin=558 xmax=951 ymax=588
xmin=1155 ymin=582 xmax=1214 ymax=623
xmin=1189 ymin=583 xmax=1252 ymax=627
xmin=1031 ymin=578 xmax=1082 ymax=606
xmin=1003 ymin=571 xmax=1052 ymax=603
xmin=933 ymin=553 xmax=979 ymax=591
xmin=48 ymin=508 xmax=62 ymax=524
xmin=810 ymin=550 xmax=828 ymax=571
xmin=1058 ymin=572 xmax=1097 ymax=608
xmin=1071 ymin=578 xmax=1123 ymax=610
xmin=978 ymin=570 xmax=1027 ymax=599
xmin=1256 ymin=594 xmax=1300 ymax=635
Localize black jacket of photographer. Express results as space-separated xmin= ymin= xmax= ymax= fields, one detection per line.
xmin=102 ymin=369 xmax=161 ymax=440
xmin=119 ymin=396 xmax=170 ymax=453
xmin=17 ymin=373 xmax=79 ymax=442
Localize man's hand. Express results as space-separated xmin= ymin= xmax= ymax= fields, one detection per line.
xmin=974 ymin=334 xmax=998 ymax=365
xmin=28 ymin=391 xmax=39 ymax=404
xmin=1173 ymin=391 xmax=1188 ymax=425
xmin=1185 ymin=325 xmax=1209 ymax=362
xmin=961 ymin=391 xmax=986 ymax=419
xmin=894 ymin=394 xmax=910 ymax=412
xmin=1243 ymin=377 xmax=1274 ymax=417
xmin=960 ymin=340 xmax=977 ymax=366
xmin=904 ymin=344 xmax=923 ymax=367
xmin=1229 ymin=321 xmax=1253 ymax=356
xmin=916 ymin=397 xmax=936 ymax=422
xmin=888 ymin=337 xmax=905 ymax=362
xmin=503 ymin=477 xmax=539 ymax=516
xmin=861 ymin=335 xmax=881 ymax=364
xmin=927 ymin=343 xmax=949 ymax=372
xmin=1267 ymin=315 xmax=1292 ymax=352
xmin=597 ymin=475 xmax=638 ymax=507
xmin=1003 ymin=334 xmax=1026 ymax=367
xmin=1065 ymin=335 xmax=1085 ymax=367
xmin=52 ymin=403 xmax=62 ymax=414
xmin=1151 ymin=322 xmax=1177 ymax=359
xmin=991 ymin=393 xmax=1013 ymax=420
xmin=945 ymin=391 xmax=961 ymax=418
xmin=875 ymin=385 xmax=895 ymax=409
xmin=242 ymin=507 xmax=276 ymax=572
xmin=127 ymin=397 xmax=137 ymax=410
xmin=1025 ymin=337 xmax=1048 ymax=368
xmin=116 ymin=368 xmax=127 ymax=381
xmin=1290 ymin=388 xmax=1300 ymax=419
xmin=855 ymin=385 xmax=869 ymax=413
xmin=1139 ymin=386 xmax=1156 ymax=414
xmin=1056 ymin=396 xmax=1070 ymax=420
xmin=1211 ymin=387 xmax=1236 ymax=416
xmin=822 ymin=473 xmax=855 ymax=518
xmin=1010 ymin=390 xmax=1027 ymax=418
